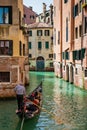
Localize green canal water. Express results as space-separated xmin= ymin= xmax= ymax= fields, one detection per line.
xmin=0 ymin=71 xmax=87 ymax=130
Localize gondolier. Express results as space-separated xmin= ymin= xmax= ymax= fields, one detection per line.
xmin=16 ymin=81 xmax=42 ymax=120
xmin=14 ymin=81 xmax=26 ymax=111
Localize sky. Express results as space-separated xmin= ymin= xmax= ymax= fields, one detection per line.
xmin=23 ymin=0 xmax=53 ymax=14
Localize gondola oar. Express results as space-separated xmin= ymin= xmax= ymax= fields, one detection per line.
xmin=20 ymin=117 xmax=24 ymax=130
xmin=20 ymin=109 xmax=25 ymax=130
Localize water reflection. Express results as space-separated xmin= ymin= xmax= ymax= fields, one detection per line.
xmin=0 ymin=72 xmax=87 ymax=130
xmin=53 ymin=78 xmax=87 ymax=130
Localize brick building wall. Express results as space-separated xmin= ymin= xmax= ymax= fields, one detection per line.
xmin=0 ymin=0 xmax=29 ymax=98
xmin=53 ymin=0 xmax=87 ymax=89
xmin=23 ymin=5 xmax=37 ymax=25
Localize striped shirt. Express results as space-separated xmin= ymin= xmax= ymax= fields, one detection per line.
xmin=14 ymin=84 xmax=26 ymax=95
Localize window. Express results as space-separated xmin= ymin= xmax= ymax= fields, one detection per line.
xmin=62 ymin=52 xmax=69 ymax=60
xmin=0 ymin=72 xmax=10 ymax=82
xmin=0 ymin=40 xmax=13 ymax=55
xmin=29 ymin=54 xmax=32 ymax=58
xmin=73 ymin=48 xmax=85 ymax=60
xmin=49 ymin=54 xmax=53 ymax=58
xmin=44 ymin=30 xmax=50 ymax=36
xmin=50 ymin=62 xmax=53 ymax=67
xmin=37 ymin=30 xmax=42 ymax=36
xmin=64 ymin=0 xmax=68 ymax=3
xmin=66 ymin=18 xmax=68 ymax=42
xmin=28 ymin=30 xmax=32 ymax=36
xmin=19 ymin=11 xmax=21 ymax=27
xmin=84 ymin=69 xmax=87 ymax=77
xmin=79 ymin=25 xmax=82 ymax=37
xmin=19 ymin=41 xmax=22 ymax=56
xmin=24 ymin=14 xmax=26 ymax=18
xmin=54 ymin=53 xmax=56 ymax=59
xmin=23 ymin=44 xmax=25 ymax=56
xmin=0 ymin=6 xmax=12 ymax=24
xmin=58 ymin=31 xmax=60 ymax=44
xmin=73 ymin=4 xmax=78 ymax=17
xmin=30 ymin=15 xmax=35 ymax=20
xmin=45 ymin=41 xmax=49 ymax=49
xmin=84 ymin=17 xmax=87 ymax=34
xmin=28 ymin=42 xmax=32 ymax=49
xmin=38 ymin=42 xmax=42 ymax=49
xmin=65 ymin=52 xmax=69 ymax=60
xmin=75 ymin=27 xmax=78 ymax=39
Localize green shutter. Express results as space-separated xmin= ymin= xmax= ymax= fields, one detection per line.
xmin=81 ymin=48 xmax=86 ymax=59
xmin=38 ymin=42 xmax=42 ymax=49
xmin=29 ymin=42 xmax=32 ymax=49
xmin=73 ymin=51 xmax=76 ymax=60
xmin=76 ymin=50 xmax=79 ymax=60
xmin=76 ymin=50 xmax=81 ymax=60
xmin=29 ymin=31 xmax=32 ymax=36
xmin=79 ymin=50 xmax=81 ymax=60
xmin=45 ymin=42 xmax=49 ymax=49
xmin=65 ymin=52 xmax=69 ymax=60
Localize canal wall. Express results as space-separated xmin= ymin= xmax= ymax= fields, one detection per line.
xmin=0 ymin=57 xmax=29 ymax=98
xmin=54 ymin=62 xmax=87 ymax=90
xmin=0 ymin=83 xmax=16 ymax=98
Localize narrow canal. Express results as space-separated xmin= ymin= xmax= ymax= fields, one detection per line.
xmin=0 ymin=71 xmax=87 ymax=130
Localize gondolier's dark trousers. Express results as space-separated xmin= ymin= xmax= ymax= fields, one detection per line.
xmin=16 ymin=95 xmax=24 ymax=110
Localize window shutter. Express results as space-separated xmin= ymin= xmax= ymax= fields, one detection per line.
xmin=81 ymin=48 xmax=86 ymax=59
xmin=9 ymin=6 xmax=12 ymax=24
xmin=19 ymin=41 xmax=22 ymax=56
xmin=23 ymin=44 xmax=25 ymax=56
xmin=29 ymin=42 xmax=32 ymax=49
xmin=73 ymin=51 xmax=76 ymax=60
xmin=9 ymin=40 xmax=13 ymax=56
xmin=76 ymin=50 xmax=81 ymax=60
xmin=65 ymin=52 xmax=69 ymax=60
xmin=79 ymin=50 xmax=81 ymax=60
xmin=38 ymin=42 xmax=42 ymax=49
xmin=29 ymin=31 xmax=32 ymax=36
xmin=45 ymin=42 xmax=49 ymax=49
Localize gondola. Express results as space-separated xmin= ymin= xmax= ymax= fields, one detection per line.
xmin=16 ymin=81 xmax=42 ymax=120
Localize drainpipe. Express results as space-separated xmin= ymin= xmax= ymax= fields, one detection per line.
xmin=60 ymin=0 xmax=62 ymax=78
xmin=81 ymin=0 xmax=84 ymax=67
xmin=71 ymin=0 xmax=75 ymax=64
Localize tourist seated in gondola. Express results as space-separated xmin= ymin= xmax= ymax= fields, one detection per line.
xmin=23 ymin=96 xmax=39 ymax=114
xmin=33 ymin=91 xmax=40 ymax=104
